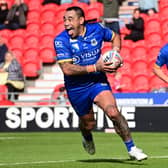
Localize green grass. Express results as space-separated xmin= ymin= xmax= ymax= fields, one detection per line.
xmin=0 ymin=132 xmax=168 ymax=168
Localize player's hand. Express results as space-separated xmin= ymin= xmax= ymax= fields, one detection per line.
xmin=95 ymin=58 xmax=121 ymax=73
xmin=103 ymin=62 xmax=119 ymax=73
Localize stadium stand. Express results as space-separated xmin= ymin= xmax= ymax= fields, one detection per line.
xmin=0 ymin=0 xmax=168 ymax=104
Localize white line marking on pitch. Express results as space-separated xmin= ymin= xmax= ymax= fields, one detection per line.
xmin=0 ymin=156 xmax=168 ymax=166
xmin=0 ymin=137 xmax=25 ymax=140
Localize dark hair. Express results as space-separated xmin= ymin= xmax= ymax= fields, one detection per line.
xmin=133 ymin=8 xmax=141 ymax=13
xmin=0 ymin=3 xmax=8 ymax=8
xmin=66 ymin=6 xmax=97 ymax=24
xmin=66 ymin=6 xmax=85 ymax=19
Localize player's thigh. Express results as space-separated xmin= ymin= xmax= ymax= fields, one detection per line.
xmin=94 ymin=90 xmax=119 ymax=117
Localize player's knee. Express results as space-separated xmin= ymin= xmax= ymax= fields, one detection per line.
xmin=106 ymin=106 xmax=120 ymax=119
xmin=85 ymin=121 xmax=96 ymax=131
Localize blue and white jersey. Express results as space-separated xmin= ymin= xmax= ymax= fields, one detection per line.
xmin=155 ymin=44 xmax=168 ymax=68
xmin=54 ymin=22 xmax=115 ymax=89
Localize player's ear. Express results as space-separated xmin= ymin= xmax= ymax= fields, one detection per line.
xmin=79 ymin=17 xmax=85 ymax=25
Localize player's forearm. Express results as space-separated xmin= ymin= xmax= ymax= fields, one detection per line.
xmin=59 ymin=62 xmax=103 ymax=76
xmin=153 ymin=67 xmax=168 ymax=83
xmin=112 ymin=33 xmax=121 ymax=51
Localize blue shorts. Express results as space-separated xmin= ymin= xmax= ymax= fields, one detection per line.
xmin=67 ymin=82 xmax=111 ymax=117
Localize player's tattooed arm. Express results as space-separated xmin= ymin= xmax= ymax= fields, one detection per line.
xmin=59 ymin=62 xmax=90 ymax=75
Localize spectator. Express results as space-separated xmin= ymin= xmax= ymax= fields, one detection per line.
xmin=57 ymin=86 xmax=68 ymax=105
xmin=113 ymin=71 xmax=125 ymax=93
xmin=0 ymin=0 xmax=9 ymax=30
xmin=42 ymin=0 xmax=61 ymax=5
xmin=102 ymin=0 xmax=125 ymax=34
xmin=153 ymin=44 xmax=168 ymax=83
xmin=4 ymin=0 xmax=28 ymax=30
xmin=78 ymin=0 xmax=89 ymax=4
xmin=124 ymin=8 xmax=144 ymax=42
xmin=0 ymin=51 xmax=24 ymax=100
xmin=60 ymin=0 xmax=72 ymax=4
xmin=139 ymin=0 xmax=158 ymax=14
xmin=0 ymin=35 xmax=8 ymax=64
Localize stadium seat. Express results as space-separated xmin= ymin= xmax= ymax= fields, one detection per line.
xmin=149 ymin=76 xmax=167 ymax=91
xmin=161 ymin=19 xmax=168 ymax=35
xmin=120 ymin=46 xmax=131 ymax=62
xmin=55 ymin=4 xmax=69 ymax=23
xmin=133 ymin=75 xmax=149 ymax=92
xmin=148 ymin=45 xmax=160 ymax=62
xmin=40 ymin=35 xmax=55 ymax=49
xmin=28 ymin=0 xmax=42 ymax=11
xmin=26 ymin=22 xmax=40 ymax=35
xmin=27 ymin=10 xmax=40 ymax=23
xmin=6 ymin=0 xmax=13 ymax=8
xmin=40 ymin=23 xmax=55 ymax=36
xmin=159 ymin=6 xmax=168 ymax=22
xmin=87 ymin=2 xmax=103 ymax=17
xmin=55 ymin=21 xmax=65 ymax=35
xmin=22 ymin=62 xmax=40 ymax=78
xmin=119 ymin=60 xmax=132 ymax=76
xmin=131 ymin=46 xmax=147 ymax=62
xmin=36 ymin=98 xmax=58 ymax=105
xmin=0 ymin=29 xmax=12 ymax=39
xmin=120 ymin=75 xmax=133 ymax=92
xmin=40 ymin=10 xmax=56 ymax=24
xmin=24 ymin=34 xmax=40 ymax=49
xmin=23 ymin=48 xmax=41 ymax=71
xmin=86 ymin=8 xmax=101 ymax=21
xmin=0 ymin=85 xmax=7 ymax=101
xmin=159 ymin=0 xmax=168 ymax=10
xmin=101 ymin=43 xmax=112 ymax=55
xmin=145 ymin=20 xmax=161 ymax=36
xmin=39 ymin=48 xmax=56 ymax=63
xmin=122 ymin=39 xmax=133 ymax=48
xmin=132 ymin=40 xmax=146 ymax=48
xmin=70 ymin=2 xmax=89 ymax=13
xmin=163 ymin=32 xmax=168 ymax=43
xmin=41 ymin=3 xmax=59 ymax=11
xmin=148 ymin=60 xmax=156 ymax=79
xmin=145 ymin=32 xmax=162 ymax=46
xmin=12 ymin=29 xmax=26 ymax=37
xmin=145 ymin=13 xmax=159 ymax=23
xmin=9 ymin=35 xmax=24 ymax=49
xmin=132 ymin=60 xmax=149 ymax=77
xmin=0 ymin=100 xmax=15 ymax=106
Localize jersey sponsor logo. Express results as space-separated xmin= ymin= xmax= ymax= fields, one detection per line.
xmin=73 ymin=56 xmax=80 ymax=64
xmin=73 ymin=48 xmax=100 ymax=64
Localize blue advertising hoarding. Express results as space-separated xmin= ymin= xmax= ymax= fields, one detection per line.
xmin=114 ymin=93 xmax=168 ymax=106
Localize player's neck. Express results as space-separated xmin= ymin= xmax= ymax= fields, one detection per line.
xmin=79 ymin=26 xmax=86 ymax=37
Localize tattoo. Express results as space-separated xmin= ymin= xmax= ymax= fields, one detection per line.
xmin=113 ymin=115 xmax=131 ymax=141
xmin=104 ymin=105 xmax=131 ymax=141
xmin=59 ymin=62 xmax=87 ymax=76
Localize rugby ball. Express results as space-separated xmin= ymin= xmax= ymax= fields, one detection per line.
xmin=102 ymin=50 xmax=123 ymax=68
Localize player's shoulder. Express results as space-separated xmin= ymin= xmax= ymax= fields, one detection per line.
xmin=160 ymin=43 xmax=168 ymax=54
xmin=54 ymin=30 xmax=69 ymax=42
xmin=162 ymin=43 xmax=168 ymax=50
xmin=86 ymin=22 xmax=105 ymax=30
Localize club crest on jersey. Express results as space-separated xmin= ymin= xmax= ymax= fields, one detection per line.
xmin=91 ymin=38 xmax=97 ymax=46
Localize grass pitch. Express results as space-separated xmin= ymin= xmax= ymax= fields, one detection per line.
xmin=0 ymin=132 xmax=168 ymax=168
